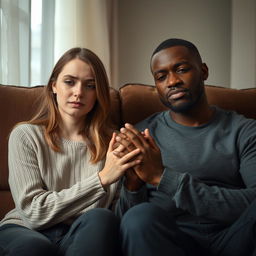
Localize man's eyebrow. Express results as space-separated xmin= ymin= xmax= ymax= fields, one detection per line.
xmin=173 ymin=61 xmax=190 ymax=68
xmin=153 ymin=61 xmax=190 ymax=75
xmin=153 ymin=69 xmax=166 ymax=76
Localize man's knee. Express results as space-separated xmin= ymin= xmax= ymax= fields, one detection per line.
xmin=121 ymin=203 xmax=167 ymax=233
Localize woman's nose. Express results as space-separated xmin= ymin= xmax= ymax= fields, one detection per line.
xmin=73 ymin=84 xmax=84 ymax=97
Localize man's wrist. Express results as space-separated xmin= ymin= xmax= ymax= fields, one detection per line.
xmin=124 ymin=178 xmax=145 ymax=192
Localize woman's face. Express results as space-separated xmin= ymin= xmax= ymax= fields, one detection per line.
xmin=52 ymin=58 xmax=97 ymax=123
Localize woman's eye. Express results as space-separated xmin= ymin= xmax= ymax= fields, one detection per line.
xmin=64 ymin=80 xmax=75 ymax=85
xmin=85 ymin=83 xmax=96 ymax=89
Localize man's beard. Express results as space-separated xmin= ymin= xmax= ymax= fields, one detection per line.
xmin=159 ymin=86 xmax=204 ymax=113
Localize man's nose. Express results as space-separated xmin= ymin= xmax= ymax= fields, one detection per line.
xmin=167 ymin=72 xmax=182 ymax=88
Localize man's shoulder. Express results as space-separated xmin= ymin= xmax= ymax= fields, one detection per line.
xmin=216 ymin=106 xmax=256 ymax=132
xmin=216 ymin=106 xmax=255 ymax=123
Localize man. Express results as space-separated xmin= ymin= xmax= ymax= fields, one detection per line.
xmin=115 ymin=38 xmax=256 ymax=256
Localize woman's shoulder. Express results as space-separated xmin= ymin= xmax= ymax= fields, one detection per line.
xmin=10 ymin=123 xmax=44 ymax=143
xmin=12 ymin=123 xmax=42 ymax=134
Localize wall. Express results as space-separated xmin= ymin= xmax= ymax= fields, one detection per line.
xmin=54 ymin=0 xmax=112 ymax=79
xmin=117 ymin=0 xmax=231 ymax=88
xmin=231 ymin=0 xmax=256 ymax=89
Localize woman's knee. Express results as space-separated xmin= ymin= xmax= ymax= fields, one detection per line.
xmin=4 ymin=235 xmax=58 ymax=256
xmin=0 ymin=225 xmax=58 ymax=256
xmin=79 ymin=208 xmax=119 ymax=227
xmin=61 ymin=209 xmax=121 ymax=255
xmin=71 ymin=208 xmax=120 ymax=237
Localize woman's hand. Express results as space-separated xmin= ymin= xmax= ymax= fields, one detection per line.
xmin=98 ymin=132 xmax=141 ymax=188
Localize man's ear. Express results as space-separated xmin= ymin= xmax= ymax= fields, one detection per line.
xmin=201 ymin=63 xmax=209 ymax=81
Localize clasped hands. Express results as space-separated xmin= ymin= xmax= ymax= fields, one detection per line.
xmin=114 ymin=123 xmax=164 ymax=190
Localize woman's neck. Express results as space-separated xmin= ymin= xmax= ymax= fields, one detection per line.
xmin=59 ymin=118 xmax=86 ymax=142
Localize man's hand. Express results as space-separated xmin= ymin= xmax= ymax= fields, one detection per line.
xmin=116 ymin=123 xmax=164 ymax=186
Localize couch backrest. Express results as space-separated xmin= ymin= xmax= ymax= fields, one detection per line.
xmin=0 ymin=83 xmax=256 ymax=220
xmin=119 ymin=84 xmax=256 ymax=124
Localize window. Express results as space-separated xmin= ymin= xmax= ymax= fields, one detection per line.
xmin=0 ymin=0 xmax=54 ymax=86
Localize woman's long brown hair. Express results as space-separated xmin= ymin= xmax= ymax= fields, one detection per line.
xmin=27 ymin=48 xmax=111 ymax=163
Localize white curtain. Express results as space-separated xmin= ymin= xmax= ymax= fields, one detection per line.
xmin=0 ymin=0 xmax=30 ymax=86
xmin=0 ymin=0 xmax=55 ymax=86
xmin=54 ymin=0 xmax=118 ymax=88
xmin=0 ymin=0 xmax=117 ymax=87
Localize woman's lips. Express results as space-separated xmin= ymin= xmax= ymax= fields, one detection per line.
xmin=69 ymin=102 xmax=84 ymax=107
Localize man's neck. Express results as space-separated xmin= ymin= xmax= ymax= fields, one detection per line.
xmin=170 ymin=104 xmax=215 ymax=127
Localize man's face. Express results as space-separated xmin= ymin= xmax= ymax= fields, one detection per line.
xmin=151 ymin=46 xmax=208 ymax=113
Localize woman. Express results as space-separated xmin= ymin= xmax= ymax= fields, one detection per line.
xmin=0 ymin=48 xmax=141 ymax=256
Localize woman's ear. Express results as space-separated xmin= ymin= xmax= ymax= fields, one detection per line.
xmin=52 ymin=82 xmax=57 ymax=94
xmin=201 ymin=63 xmax=209 ymax=81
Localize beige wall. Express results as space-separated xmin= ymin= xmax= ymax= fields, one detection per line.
xmin=231 ymin=0 xmax=256 ymax=89
xmin=117 ymin=0 xmax=231 ymax=88
xmin=116 ymin=0 xmax=256 ymax=89
xmin=53 ymin=0 xmax=256 ymax=89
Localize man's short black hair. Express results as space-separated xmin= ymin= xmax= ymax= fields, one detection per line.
xmin=151 ymin=38 xmax=202 ymax=62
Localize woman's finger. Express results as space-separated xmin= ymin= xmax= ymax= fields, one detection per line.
xmin=108 ymin=132 xmax=117 ymax=152
xmin=119 ymin=148 xmax=141 ymax=164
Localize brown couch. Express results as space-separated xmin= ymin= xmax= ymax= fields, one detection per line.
xmin=1 ymin=83 xmax=256 ymax=220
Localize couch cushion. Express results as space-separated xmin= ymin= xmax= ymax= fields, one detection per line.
xmin=119 ymin=84 xmax=256 ymax=125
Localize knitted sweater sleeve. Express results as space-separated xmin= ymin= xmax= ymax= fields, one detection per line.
xmin=158 ymin=169 xmax=256 ymax=223
xmin=8 ymin=125 xmax=107 ymax=230
xmin=157 ymin=118 xmax=256 ymax=224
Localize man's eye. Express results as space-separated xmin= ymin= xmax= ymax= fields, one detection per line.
xmin=177 ymin=68 xmax=189 ymax=73
xmin=64 ymin=80 xmax=75 ymax=85
xmin=155 ymin=75 xmax=166 ymax=81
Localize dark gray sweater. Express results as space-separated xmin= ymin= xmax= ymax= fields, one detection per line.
xmin=116 ymin=107 xmax=256 ymax=225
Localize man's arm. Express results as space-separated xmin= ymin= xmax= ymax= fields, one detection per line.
xmin=114 ymin=179 xmax=148 ymax=217
xmin=118 ymin=123 xmax=256 ymax=224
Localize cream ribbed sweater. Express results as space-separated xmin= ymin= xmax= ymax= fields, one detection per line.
xmin=0 ymin=124 xmax=118 ymax=230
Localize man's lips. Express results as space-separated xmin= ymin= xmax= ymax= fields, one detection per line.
xmin=170 ymin=91 xmax=186 ymax=100
xmin=167 ymin=88 xmax=188 ymax=100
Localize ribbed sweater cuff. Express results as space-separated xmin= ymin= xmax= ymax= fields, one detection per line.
xmin=157 ymin=168 xmax=180 ymax=197
xmin=120 ymin=184 xmax=147 ymax=204
xmin=79 ymin=172 xmax=106 ymax=196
